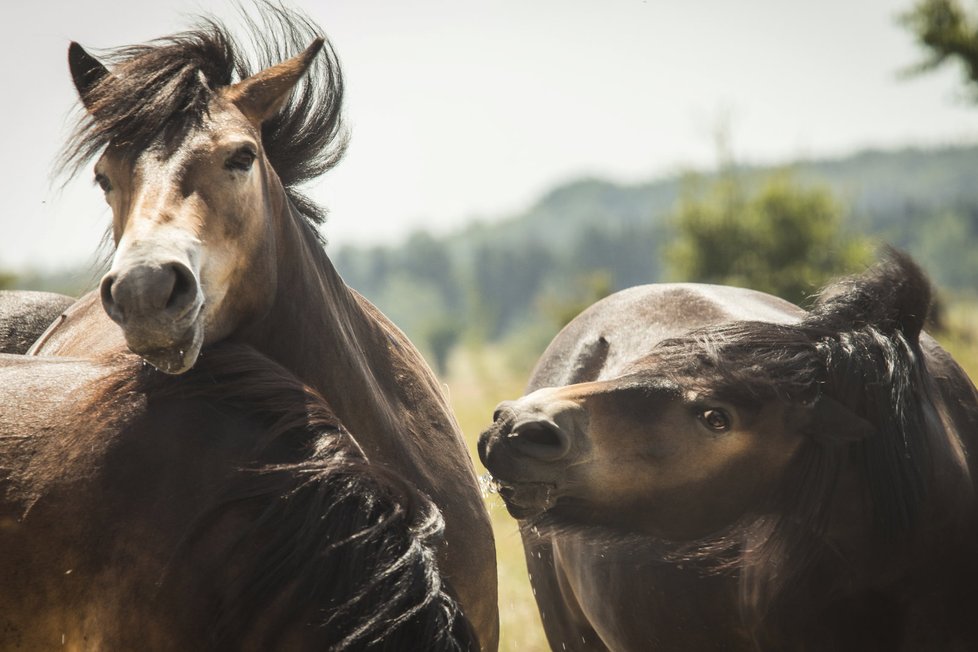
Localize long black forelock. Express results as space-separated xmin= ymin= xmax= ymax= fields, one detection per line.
xmin=61 ymin=2 xmax=347 ymax=227
xmin=651 ymin=322 xmax=824 ymax=408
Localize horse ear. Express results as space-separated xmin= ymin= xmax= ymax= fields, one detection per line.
xmin=797 ymin=395 xmax=874 ymax=444
xmin=225 ymin=38 xmax=324 ymax=124
xmin=68 ymin=42 xmax=110 ymax=111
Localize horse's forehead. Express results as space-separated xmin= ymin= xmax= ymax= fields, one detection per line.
xmin=552 ymin=371 xmax=683 ymax=407
xmin=107 ymin=99 xmax=256 ymax=174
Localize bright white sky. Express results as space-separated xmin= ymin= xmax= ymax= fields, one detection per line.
xmin=1 ymin=0 xmax=975 ymax=271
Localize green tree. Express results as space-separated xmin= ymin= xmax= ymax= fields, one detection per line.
xmin=538 ymin=270 xmax=614 ymax=330
xmin=902 ymin=0 xmax=978 ymax=97
xmin=666 ymin=171 xmax=871 ymax=305
xmin=422 ymin=316 xmax=462 ymax=376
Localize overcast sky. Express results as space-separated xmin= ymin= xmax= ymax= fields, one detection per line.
xmin=2 ymin=0 xmax=975 ymax=271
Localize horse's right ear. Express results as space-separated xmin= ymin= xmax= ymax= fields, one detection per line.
xmin=224 ymin=38 xmax=324 ymax=125
xmin=68 ymin=42 xmax=110 ymax=111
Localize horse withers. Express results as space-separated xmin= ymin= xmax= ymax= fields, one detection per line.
xmin=480 ymin=252 xmax=978 ymax=650
xmin=0 ymin=345 xmax=475 ymax=650
xmin=26 ymin=7 xmax=497 ymax=646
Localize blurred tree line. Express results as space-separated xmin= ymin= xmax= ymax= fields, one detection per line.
xmin=333 ymin=143 xmax=978 ymax=373
xmin=668 ymin=169 xmax=870 ymax=305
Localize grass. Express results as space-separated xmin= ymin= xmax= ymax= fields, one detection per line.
xmin=933 ymin=296 xmax=978 ymax=381
xmin=442 ymin=342 xmax=550 ymax=652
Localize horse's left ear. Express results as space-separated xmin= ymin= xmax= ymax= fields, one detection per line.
xmin=796 ymin=395 xmax=874 ymax=444
xmin=225 ymin=38 xmax=324 ymax=124
xmin=68 ymin=42 xmax=111 ymax=112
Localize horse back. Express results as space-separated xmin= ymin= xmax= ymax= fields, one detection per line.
xmin=528 ymin=283 xmax=805 ymax=390
xmin=0 ymin=291 xmax=76 ymax=354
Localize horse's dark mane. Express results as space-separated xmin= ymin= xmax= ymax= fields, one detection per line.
xmin=61 ymin=2 xmax=347 ymax=227
xmin=83 ymin=344 xmax=474 ymax=651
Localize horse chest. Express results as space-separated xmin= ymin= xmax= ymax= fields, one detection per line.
xmin=549 ymin=537 xmax=747 ymax=651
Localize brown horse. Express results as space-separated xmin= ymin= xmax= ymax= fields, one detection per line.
xmin=480 ymin=252 xmax=978 ymax=651
xmin=0 ymin=291 xmax=74 ymax=353
xmin=26 ymin=7 xmax=497 ymax=647
xmin=1 ymin=344 xmax=475 ymax=650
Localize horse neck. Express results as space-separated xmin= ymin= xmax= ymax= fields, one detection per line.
xmin=237 ymin=199 xmax=450 ymax=457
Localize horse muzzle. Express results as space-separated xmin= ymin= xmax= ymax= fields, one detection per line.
xmin=478 ymin=390 xmax=585 ymax=518
xmin=99 ymin=259 xmax=205 ymax=374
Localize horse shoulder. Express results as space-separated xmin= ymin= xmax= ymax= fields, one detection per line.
xmin=347 ymin=289 xmax=501 ymax=650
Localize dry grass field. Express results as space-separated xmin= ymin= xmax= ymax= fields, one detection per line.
xmin=444 ymin=344 xmax=550 ymax=652
xmin=937 ymin=298 xmax=978 ymax=381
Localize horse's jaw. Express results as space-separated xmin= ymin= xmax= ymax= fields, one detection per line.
xmin=493 ymin=479 xmax=558 ymax=519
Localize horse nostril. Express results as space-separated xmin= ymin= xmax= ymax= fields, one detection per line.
xmin=508 ymin=421 xmax=570 ymax=461
xmin=164 ymin=262 xmax=198 ymax=317
xmin=99 ymin=272 xmax=124 ymax=322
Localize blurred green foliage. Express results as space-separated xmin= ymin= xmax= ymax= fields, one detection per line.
xmin=667 ymin=170 xmax=872 ymax=305
xmin=902 ymin=0 xmax=978 ymax=95
xmin=331 ymin=145 xmax=978 ymax=369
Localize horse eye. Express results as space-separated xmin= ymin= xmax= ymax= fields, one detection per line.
xmin=94 ymin=173 xmax=112 ymax=192
xmin=225 ymin=147 xmax=257 ymax=172
xmin=699 ymin=408 xmax=731 ymax=432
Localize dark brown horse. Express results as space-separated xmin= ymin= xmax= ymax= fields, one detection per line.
xmin=480 ymin=252 xmax=978 ymax=650
xmin=1 ymin=344 xmax=475 ymax=650
xmin=26 ymin=7 xmax=497 ymax=646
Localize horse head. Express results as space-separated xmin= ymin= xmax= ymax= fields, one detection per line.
xmin=480 ymin=251 xmax=940 ymax=544
xmin=66 ymin=36 xmax=325 ymax=373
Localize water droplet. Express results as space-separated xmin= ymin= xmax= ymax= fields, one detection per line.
xmin=478 ymin=471 xmax=498 ymax=497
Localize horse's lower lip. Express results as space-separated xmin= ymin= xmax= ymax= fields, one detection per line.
xmin=494 ymin=480 xmax=557 ymax=519
xmin=128 ymin=325 xmax=203 ymax=375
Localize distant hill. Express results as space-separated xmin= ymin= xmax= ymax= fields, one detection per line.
xmin=332 ymin=144 xmax=978 ymax=351
xmin=440 ymin=144 xmax=978 ymax=257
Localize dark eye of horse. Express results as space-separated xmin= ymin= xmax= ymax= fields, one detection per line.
xmin=94 ymin=173 xmax=112 ymax=192
xmin=225 ymin=147 xmax=257 ymax=172
xmin=699 ymin=408 xmax=731 ymax=432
